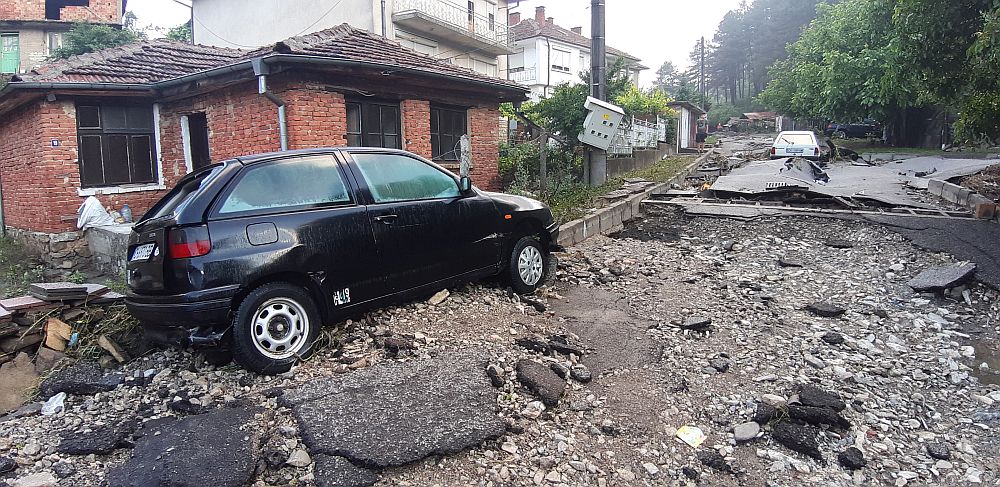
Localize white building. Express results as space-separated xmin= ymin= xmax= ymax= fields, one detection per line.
xmin=507 ymin=6 xmax=646 ymax=101
xmin=190 ymin=0 xmax=511 ymax=77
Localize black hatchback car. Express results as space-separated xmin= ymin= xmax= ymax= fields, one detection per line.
xmin=125 ymin=148 xmax=558 ymax=374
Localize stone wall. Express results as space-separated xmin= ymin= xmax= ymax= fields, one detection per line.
xmin=5 ymin=227 xmax=89 ymax=271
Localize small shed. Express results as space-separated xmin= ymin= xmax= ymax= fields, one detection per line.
xmin=667 ymin=101 xmax=707 ymax=152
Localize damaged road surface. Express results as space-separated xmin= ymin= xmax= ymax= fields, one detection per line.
xmin=279 ymin=351 xmax=506 ymax=484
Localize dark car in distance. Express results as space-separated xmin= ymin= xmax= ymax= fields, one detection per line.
xmin=824 ymin=120 xmax=882 ymax=139
xmin=125 ymin=148 xmax=558 ymax=374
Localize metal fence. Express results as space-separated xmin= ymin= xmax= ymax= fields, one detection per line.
xmin=607 ymin=116 xmax=666 ymax=157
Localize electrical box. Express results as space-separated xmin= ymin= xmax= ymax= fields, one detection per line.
xmin=578 ymin=96 xmax=626 ymax=150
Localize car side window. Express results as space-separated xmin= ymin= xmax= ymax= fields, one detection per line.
xmin=219 ymin=154 xmax=350 ymax=214
xmin=351 ymin=153 xmax=460 ymax=203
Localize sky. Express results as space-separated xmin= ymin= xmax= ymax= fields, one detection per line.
xmin=125 ymin=0 xmax=745 ymax=87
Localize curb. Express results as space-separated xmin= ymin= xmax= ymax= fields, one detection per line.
xmin=927 ymin=178 xmax=999 ymax=223
xmin=556 ymin=151 xmax=713 ymax=248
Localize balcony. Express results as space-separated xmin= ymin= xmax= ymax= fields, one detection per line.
xmin=393 ymin=0 xmax=514 ymax=56
xmin=508 ymin=67 xmax=535 ymax=84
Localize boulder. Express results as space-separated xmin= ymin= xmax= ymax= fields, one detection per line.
xmin=516 ymin=359 xmax=566 ymax=406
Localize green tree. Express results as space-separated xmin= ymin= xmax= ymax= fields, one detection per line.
xmin=53 ymin=12 xmax=146 ymax=59
xmin=165 ymin=22 xmax=192 ymax=42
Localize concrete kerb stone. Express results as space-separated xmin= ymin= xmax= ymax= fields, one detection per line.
xmin=557 ymin=152 xmax=712 ymax=247
xmin=928 ymin=178 xmax=998 ymax=222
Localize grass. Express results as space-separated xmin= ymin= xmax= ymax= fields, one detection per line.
xmin=539 ymin=156 xmax=695 ymax=223
xmin=706 ymin=135 xmax=720 ymax=146
xmin=0 ymin=236 xmax=44 ymax=297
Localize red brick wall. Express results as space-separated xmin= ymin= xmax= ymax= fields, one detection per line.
xmin=468 ymin=106 xmax=501 ymax=190
xmin=0 ymin=0 xmax=120 ymax=22
xmin=283 ymin=84 xmax=347 ymax=149
xmin=0 ymin=0 xmax=45 ymax=21
xmin=401 ymin=99 xmax=431 ymax=158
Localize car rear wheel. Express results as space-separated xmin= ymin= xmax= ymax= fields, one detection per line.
xmin=508 ymin=236 xmax=548 ymax=294
xmin=834 ymin=130 xmax=847 ymax=139
xmin=232 ymin=282 xmax=320 ymax=374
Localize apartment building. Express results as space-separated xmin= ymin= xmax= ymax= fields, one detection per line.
xmin=0 ymin=0 xmax=122 ymax=74
xmin=190 ymin=0 xmax=512 ymax=78
xmin=508 ymin=6 xmax=646 ymax=101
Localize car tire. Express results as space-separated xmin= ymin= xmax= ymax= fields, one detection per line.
xmin=231 ymin=282 xmax=321 ymax=375
xmin=834 ymin=130 xmax=847 ymax=139
xmin=508 ymin=236 xmax=548 ymax=294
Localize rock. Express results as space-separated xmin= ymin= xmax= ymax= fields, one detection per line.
xmin=167 ymin=399 xmax=205 ymax=416
xmin=514 ymin=336 xmax=550 ymax=354
xmin=515 ymin=359 xmax=565 ymax=406
xmin=826 ymin=238 xmax=854 ymax=249
xmin=681 ymin=466 xmax=700 ymax=480
xmin=926 ymin=443 xmax=951 ymax=460
xmin=0 ymin=353 xmax=38 ymax=415
xmin=382 ymin=337 xmax=415 ymax=357
xmin=97 ymin=335 xmax=130 ymax=363
xmin=280 ymin=352 xmax=506 ymax=468
xmin=263 ymin=446 xmax=288 ymax=468
xmin=753 ymin=403 xmax=779 ymax=424
xmin=107 ymin=408 xmax=264 ymax=487
xmin=58 ymin=418 xmax=138 ymax=455
xmin=772 ymin=421 xmax=822 ymax=460
xmin=549 ymin=362 xmax=569 ymax=379
xmin=21 ymin=442 xmax=41 ymax=457
xmin=803 ymin=354 xmax=826 ymax=369
xmin=39 ymin=361 xmax=123 ymax=398
xmin=11 ymin=473 xmax=57 ymax=487
xmin=519 ymin=295 xmax=547 ymax=312
xmin=733 ymin=422 xmax=760 ymax=442
xmin=709 ymin=357 xmax=730 ymax=373
xmin=570 ymin=364 xmax=592 ymax=383
xmin=778 ymin=257 xmax=804 ymax=268
xmin=696 ymin=450 xmax=731 ymax=472
xmin=313 ymin=455 xmax=379 ymax=487
xmin=427 ymin=289 xmax=449 ymax=305
xmin=680 ymin=316 xmax=712 ymax=331
xmin=907 ymin=263 xmax=976 ymax=292
xmin=642 ymin=462 xmax=660 ymax=476
xmin=33 ymin=347 xmax=64 ymax=374
xmin=805 ymin=302 xmax=846 ymax=318
xmin=798 ymin=384 xmax=846 ymax=411
xmin=51 ymin=461 xmax=75 ymax=478
xmin=760 ymin=394 xmax=787 ymax=407
xmin=787 ymin=404 xmax=850 ymax=429
xmin=821 ymin=331 xmax=845 ymax=345
xmin=286 ymin=449 xmax=312 ymax=467
xmin=485 ymin=364 xmax=504 ymax=388
xmin=276 ymin=425 xmax=297 ymax=438
xmin=0 ymin=456 xmax=15 ymax=474
xmin=548 ymin=336 xmax=585 ymax=357
xmin=838 ymin=447 xmax=865 ymax=470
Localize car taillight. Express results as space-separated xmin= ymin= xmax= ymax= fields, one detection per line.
xmin=168 ymin=225 xmax=211 ymax=259
xmin=814 ymin=147 xmax=820 ymax=156
xmin=771 ymin=147 xmax=776 ymax=155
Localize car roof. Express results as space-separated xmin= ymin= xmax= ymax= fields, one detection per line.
xmin=777 ymin=131 xmax=816 ymax=136
xmin=234 ymin=147 xmax=418 ymax=165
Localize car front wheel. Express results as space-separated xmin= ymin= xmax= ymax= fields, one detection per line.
xmin=232 ymin=282 xmax=321 ymax=374
xmin=508 ymin=236 xmax=548 ymax=294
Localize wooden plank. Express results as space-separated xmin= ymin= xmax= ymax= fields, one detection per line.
xmin=0 ymin=296 xmax=48 ymax=311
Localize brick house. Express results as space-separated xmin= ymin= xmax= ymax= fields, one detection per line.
xmin=0 ymin=24 xmax=527 ymax=268
xmin=1 ymin=0 xmax=123 ymax=75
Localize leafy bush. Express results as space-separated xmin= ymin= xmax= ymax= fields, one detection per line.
xmin=499 ymin=142 xmax=582 ymax=192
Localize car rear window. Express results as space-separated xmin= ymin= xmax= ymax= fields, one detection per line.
xmin=219 ymin=155 xmax=350 ymax=214
xmin=143 ymin=165 xmax=223 ymax=222
xmin=776 ymin=134 xmax=816 ymax=145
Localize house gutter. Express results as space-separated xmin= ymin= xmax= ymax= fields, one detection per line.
xmin=251 ymin=58 xmax=288 ymax=151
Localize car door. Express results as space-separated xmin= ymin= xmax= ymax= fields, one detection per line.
xmin=205 ymin=153 xmax=384 ymax=309
xmin=344 ymin=151 xmax=501 ymax=293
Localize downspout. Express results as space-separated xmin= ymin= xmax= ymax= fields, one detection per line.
xmin=381 ymin=0 xmax=387 ymax=37
xmin=252 ymin=58 xmax=288 ymax=151
xmin=544 ymin=37 xmax=551 ymax=98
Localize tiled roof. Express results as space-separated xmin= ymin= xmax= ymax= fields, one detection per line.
xmin=510 ymin=19 xmax=641 ymax=62
xmin=15 ymin=40 xmax=244 ymax=84
xmin=245 ymin=24 xmax=523 ymax=89
xmin=12 ymin=24 xmax=524 ymax=92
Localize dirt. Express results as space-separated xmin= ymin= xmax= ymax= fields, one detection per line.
xmin=960 ymin=163 xmax=1000 ymax=202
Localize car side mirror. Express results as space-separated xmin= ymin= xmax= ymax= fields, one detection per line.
xmin=459 ymin=176 xmax=472 ymax=194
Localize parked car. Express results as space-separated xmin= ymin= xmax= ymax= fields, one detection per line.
xmin=824 ymin=120 xmax=881 ymax=139
xmin=124 ymin=148 xmax=559 ymax=374
xmin=770 ymin=131 xmax=822 ymax=160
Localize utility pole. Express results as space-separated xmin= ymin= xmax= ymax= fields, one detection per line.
xmin=700 ymin=36 xmax=706 ymax=110
xmin=538 ymin=130 xmax=548 ymax=193
xmin=587 ymin=0 xmax=607 ymax=186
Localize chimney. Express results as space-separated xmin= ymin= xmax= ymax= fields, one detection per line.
xmin=571 ymin=26 xmax=582 ymax=34
xmin=546 ymin=17 xmax=554 ymax=25
xmin=509 ymin=11 xmax=521 ymax=25
xmin=535 ymin=6 xmax=546 ymax=23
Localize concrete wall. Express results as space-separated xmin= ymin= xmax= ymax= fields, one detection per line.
xmin=606 ymin=143 xmax=675 ymax=179
xmin=85 ymin=224 xmax=130 ymax=274
xmin=193 ymin=0 xmax=377 ymax=48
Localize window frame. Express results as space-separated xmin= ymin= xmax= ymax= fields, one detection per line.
xmin=75 ymin=102 xmax=158 ymax=189
xmin=430 ymin=105 xmax=468 ymax=162
xmin=551 ymin=48 xmax=572 ymax=73
xmin=346 ymin=151 xmax=462 ymax=205
xmin=345 ymin=99 xmax=402 ymax=149
xmin=209 ymin=153 xmax=356 ymax=220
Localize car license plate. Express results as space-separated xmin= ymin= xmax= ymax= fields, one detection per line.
xmin=130 ymin=243 xmax=156 ymax=262
xmin=786 ymin=148 xmax=803 ymax=154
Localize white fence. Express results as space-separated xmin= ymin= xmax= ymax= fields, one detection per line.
xmin=607 ymin=116 xmax=667 ymax=157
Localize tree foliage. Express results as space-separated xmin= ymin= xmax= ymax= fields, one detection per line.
xmin=165 ymin=22 xmax=192 ymax=43
xmin=53 ymin=12 xmax=146 ymax=59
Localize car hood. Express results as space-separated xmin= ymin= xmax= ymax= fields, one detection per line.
xmin=482 ymin=191 xmax=548 ymax=211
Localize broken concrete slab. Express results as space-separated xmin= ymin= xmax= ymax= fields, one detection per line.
xmin=805 ymin=302 xmax=846 ymax=318
xmin=0 ymin=353 xmax=38 ymax=415
xmin=281 ymin=351 xmax=505 ymax=469
xmin=39 ymin=361 xmax=123 ymax=398
xmin=798 ymin=384 xmax=847 ymax=411
xmin=907 ymin=263 xmax=977 ymax=292
xmin=107 ymin=408 xmax=264 ymax=487
xmin=57 ymin=417 xmax=138 ymax=455
xmin=772 ymin=421 xmax=823 ymax=460
xmin=313 ymin=455 xmax=379 ymax=487
xmin=516 ymin=359 xmax=566 ymax=407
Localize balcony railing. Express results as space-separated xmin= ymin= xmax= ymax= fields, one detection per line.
xmin=394 ymin=0 xmax=513 ymax=53
xmin=508 ymin=67 xmax=535 ymax=83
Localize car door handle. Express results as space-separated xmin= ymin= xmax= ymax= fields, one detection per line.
xmin=374 ymin=214 xmax=398 ymax=224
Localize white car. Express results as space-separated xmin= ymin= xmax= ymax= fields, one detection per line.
xmin=770 ymin=131 xmax=822 ymax=160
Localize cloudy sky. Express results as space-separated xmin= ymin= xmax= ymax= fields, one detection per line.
xmin=126 ymin=0 xmax=745 ymax=86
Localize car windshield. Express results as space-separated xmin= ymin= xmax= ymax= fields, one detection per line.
xmin=776 ymin=134 xmax=814 ymax=145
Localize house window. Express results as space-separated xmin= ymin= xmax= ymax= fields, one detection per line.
xmin=468 ymin=1 xmax=475 ymax=22
xmin=185 ymin=113 xmax=211 ymax=170
xmin=489 ymin=13 xmax=495 ymax=31
xmin=430 ymin=106 xmax=467 ymax=161
xmin=76 ymin=104 xmax=157 ymax=188
xmin=551 ymin=48 xmax=571 ymax=73
xmin=346 ymin=100 xmax=401 ymax=149
xmin=47 ymin=32 xmax=63 ymax=55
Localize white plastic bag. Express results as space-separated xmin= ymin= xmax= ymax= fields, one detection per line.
xmin=77 ymin=196 xmax=115 ymax=230
xmin=40 ymin=392 xmax=66 ymax=416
